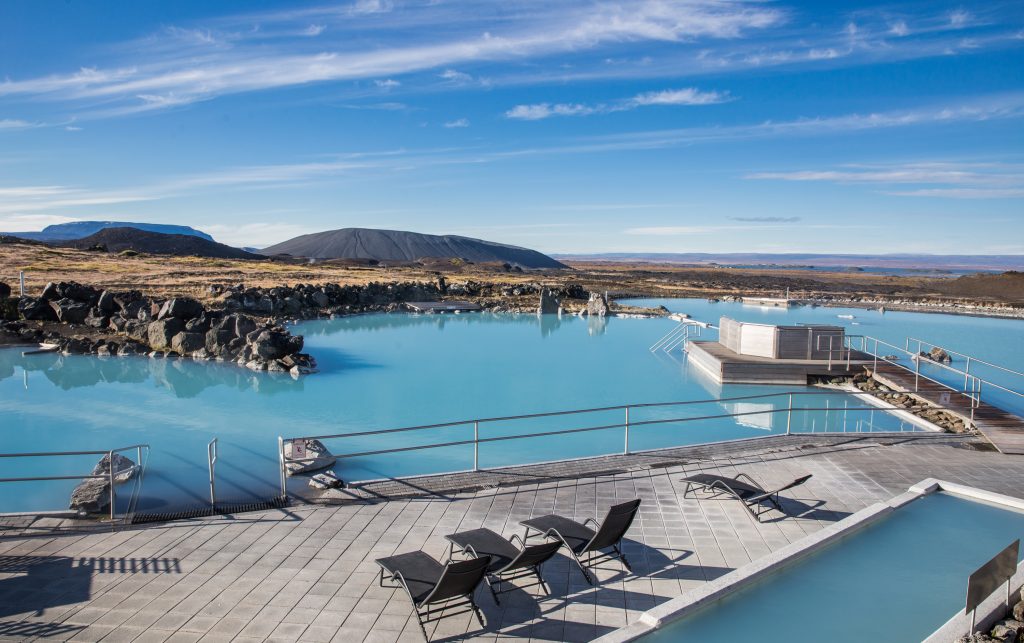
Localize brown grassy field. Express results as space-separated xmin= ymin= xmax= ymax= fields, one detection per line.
xmin=1 ymin=241 xmax=1020 ymax=305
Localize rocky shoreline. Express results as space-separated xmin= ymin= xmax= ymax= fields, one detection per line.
xmin=0 ymin=279 xmax=650 ymax=374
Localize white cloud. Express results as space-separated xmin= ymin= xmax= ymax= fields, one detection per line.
xmin=350 ymin=0 xmax=393 ymax=15
xmin=949 ymin=9 xmax=971 ymax=28
xmin=304 ymin=24 xmax=326 ymax=37
xmin=0 ymin=119 xmax=37 ymax=130
xmin=507 ymin=87 xmax=729 ymax=120
xmin=889 ymin=20 xmax=909 ymax=37
xmin=65 ymin=125 xmax=83 ymax=131
xmin=628 ymin=87 xmax=730 ymax=106
xmin=439 ymin=69 xmax=473 ymax=83
xmin=0 ymin=213 xmax=79 ymax=231
xmin=374 ymin=78 xmax=400 ymax=88
xmin=202 ymin=222 xmax=318 ymax=247
xmin=443 ymin=118 xmax=469 ymax=128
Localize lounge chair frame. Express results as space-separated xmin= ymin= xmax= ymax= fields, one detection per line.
xmin=683 ymin=473 xmax=812 ymax=522
xmin=448 ymin=533 xmax=559 ymax=604
xmin=521 ymin=499 xmax=640 ymax=585
xmin=377 ymin=553 xmax=489 ymax=641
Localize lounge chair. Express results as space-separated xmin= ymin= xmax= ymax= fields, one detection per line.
xmin=682 ymin=472 xmax=813 ymax=521
xmin=375 ymin=550 xmax=491 ymax=641
xmin=445 ymin=527 xmax=563 ymax=604
xmin=519 ymin=498 xmax=641 ymax=584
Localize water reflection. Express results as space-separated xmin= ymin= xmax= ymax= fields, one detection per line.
xmin=0 ymin=351 xmax=304 ymax=398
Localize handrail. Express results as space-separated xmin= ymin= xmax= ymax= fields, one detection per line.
xmin=289 ymin=390 xmax=863 ymax=442
xmin=0 ymin=444 xmax=150 ymax=526
xmin=277 ymin=391 xmax=967 ymax=496
xmin=906 ymin=336 xmax=1024 ymax=381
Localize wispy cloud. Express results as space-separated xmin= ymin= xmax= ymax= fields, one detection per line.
xmin=747 ymin=161 xmax=1024 ymax=199
xmin=443 ymin=118 xmax=469 ymax=128
xmin=0 ymin=119 xmax=39 ymax=130
xmin=374 ymin=78 xmax=400 ymax=88
xmin=0 ymin=2 xmax=782 ymax=116
xmin=506 ymin=87 xmax=729 ymax=120
xmin=303 ymin=24 xmax=326 ymax=37
xmin=624 ymin=223 xmax=858 ymax=235
xmin=729 ymin=216 xmax=801 ymax=223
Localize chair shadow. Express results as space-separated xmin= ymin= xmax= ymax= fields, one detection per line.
xmin=762 ymin=498 xmax=851 ymax=524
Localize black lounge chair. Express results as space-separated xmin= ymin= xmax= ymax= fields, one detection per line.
xmin=520 ymin=498 xmax=641 ymax=584
xmin=375 ymin=550 xmax=491 ymax=641
xmin=682 ymin=472 xmax=813 ymax=521
xmin=445 ymin=527 xmax=563 ymax=604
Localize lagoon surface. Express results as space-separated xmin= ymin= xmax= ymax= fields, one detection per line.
xmin=1 ymin=298 xmax=1021 ymax=515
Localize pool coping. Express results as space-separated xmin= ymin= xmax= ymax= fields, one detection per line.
xmin=593 ymin=478 xmax=1024 ymax=643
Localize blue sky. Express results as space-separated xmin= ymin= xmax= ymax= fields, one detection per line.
xmin=1 ymin=0 xmax=1022 ymax=253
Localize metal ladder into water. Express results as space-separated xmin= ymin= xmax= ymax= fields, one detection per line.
xmin=649 ymin=320 xmax=704 ymax=353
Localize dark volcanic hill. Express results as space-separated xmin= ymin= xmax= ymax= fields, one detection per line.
xmin=62 ymin=228 xmax=262 ymax=260
xmin=6 ymin=220 xmax=214 ymax=242
xmin=262 ymin=228 xmax=567 ymax=269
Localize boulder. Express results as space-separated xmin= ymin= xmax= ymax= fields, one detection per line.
xmin=117 ymin=341 xmax=147 ymax=356
xmin=157 ymin=297 xmax=204 ymax=321
xmin=284 ymin=439 xmax=336 ymax=475
xmin=310 ymin=290 xmax=330 ymax=308
xmin=0 ymin=282 xmax=10 ymax=299
xmin=308 ymin=470 xmax=344 ymax=490
xmin=538 ymin=287 xmax=560 ymax=314
xmin=170 ymin=331 xmax=205 ymax=355
xmin=83 ymin=308 xmax=109 ymax=329
xmin=234 ymin=314 xmax=257 ymax=338
xmin=96 ymin=290 xmax=118 ymax=313
xmin=49 ymin=298 xmax=91 ymax=324
xmin=147 ymin=318 xmax=184 ymax=351
xmin=18 ymin=296 xmax=58 ymax=321
xmin=206 ymin=328 xmax=235 ymax=355
xmin=68 ymin=452 xmax=138 ymax=514
xmin=929 ymin=347 xmax=953 ymax=363
xmin=251 ymin=329 xmax=301 ymax=360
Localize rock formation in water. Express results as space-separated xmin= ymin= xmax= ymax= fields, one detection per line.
xmin=537 ymin=287 xmax=561 ymax=314
xmin=69 ymin=452 xmax=138 ymax=514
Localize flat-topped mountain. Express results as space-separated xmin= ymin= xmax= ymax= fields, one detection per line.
xmin=262 ymin=228 xmax=567 ymax=269
xmin=62 ymin=227 xmax=262 ymax=259
xmin=6 ymin=220 xmax=214 ymax=242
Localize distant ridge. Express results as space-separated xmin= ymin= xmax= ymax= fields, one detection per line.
xmin=553 ymin=252 xmax=1024 ymax=271
xmin=62 ymin=227 xmax=262 ymax=260
xmin=263 ymin=228 xmax=567 ymax=269
xmin=5 ymin=220 xmax=214 ymax=242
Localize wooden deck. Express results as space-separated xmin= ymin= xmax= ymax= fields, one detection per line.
xmin=869 ymin=363 xmax=1024 ymax=455
xmin=687 ymin=340 xmax=873 ymax=385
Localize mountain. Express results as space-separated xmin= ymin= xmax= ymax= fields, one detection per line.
xmin=262 ymin=228 xmax=568 ymax=269
xmin=62 ymin=227 xmax=262 ymax=260
xmin=5 ymin=221 xmax=214 ymax=242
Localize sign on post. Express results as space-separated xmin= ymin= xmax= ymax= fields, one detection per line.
xmin=939 ymin=391 xmax=952 ymax=406
xmin=966 ymin=539 xmax=1019 ymax=628
xmin=291 ymin=440 xmax=306 ymax=461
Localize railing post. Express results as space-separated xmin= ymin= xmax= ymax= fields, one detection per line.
xmin=624 ymin=407 xmax=630 ymax=454
xmin=108 ymin=449 xmax=116 ymax=525
xmin=208 ymin=438 xmax=217 ymax=510
xmin=914 ymin=354 xmax=920 ymax=392
xmin=473 ymin=422 xmax=479 ymax=471
xmin=785 ymin=394 xmax=793 ymax=435
xmin=964 ymin=356 xmax=971 ymax=392
xmin=277 ymin=437 xmax=287 ymax=502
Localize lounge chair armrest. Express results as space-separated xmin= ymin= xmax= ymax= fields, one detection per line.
xmin=509 ymin=533 xmax=526 ymax=549
xmin=733 ymin=473 xmax=765 ymax=490
xmin=583 ymin=517 xmax=599 ymax=528
xmin=706 ymin=480 xmax=740 ymax=496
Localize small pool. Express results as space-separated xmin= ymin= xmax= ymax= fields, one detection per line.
xmin=639 ymin=492 xmax=1024 ymax=643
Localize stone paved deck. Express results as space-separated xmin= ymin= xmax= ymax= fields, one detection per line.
xmin=2 ymin=437 xmax=1022 ymax=643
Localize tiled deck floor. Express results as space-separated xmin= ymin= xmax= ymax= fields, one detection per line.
xmin=2 ymin=438 xmax=1022 ymax=643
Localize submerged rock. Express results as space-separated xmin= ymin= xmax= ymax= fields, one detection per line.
xmin=308 ymin=470 xmax=345 ymax=490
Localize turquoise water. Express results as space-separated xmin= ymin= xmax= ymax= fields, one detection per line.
xmin=0 ymin=298 xmax=1020 ymax=514
xmin=640 ymin=492 xmax=1024 ymax=643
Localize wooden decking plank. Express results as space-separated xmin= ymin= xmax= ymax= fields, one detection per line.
xmin=869 ymin=363 xmax=1024 ymax=455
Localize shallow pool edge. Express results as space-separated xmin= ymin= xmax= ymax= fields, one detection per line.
xmin=594 ymin=478 xmax=1024 ymax=643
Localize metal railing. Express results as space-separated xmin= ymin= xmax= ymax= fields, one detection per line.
xmin=276 ymin=391 xmax=953 ymax=498
xmin=0 ymin=444 xmax=150 ymax=525
xmin=906 ymin=336 xmax=1024 ymax=396
xmin=207 ymin=438 xmax=218 ymax=510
